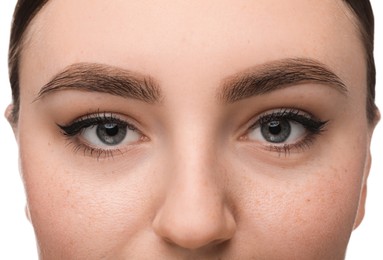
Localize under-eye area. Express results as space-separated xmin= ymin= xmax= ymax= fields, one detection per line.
xmin=241 ymin=108 xmax=328 ymax=155
xmin=57 ymin=111 xmax=146 ymax=159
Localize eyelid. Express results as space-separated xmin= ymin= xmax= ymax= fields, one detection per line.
xmin=239 ymin=107 xmax=328 ymax=155
xmin=245 ymin=108 xmax=321 ymax=130
xmin=57 ymin=111 xmax=144 ymax=136
xmin=57 ymin=111 xmax=149 ymax=159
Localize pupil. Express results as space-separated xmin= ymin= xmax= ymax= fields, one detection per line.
xmin=261 ymin=119 xmax=291 ymax=143
xmin=104 ymin=123 xmax=119 ymax=136
xmin=96 ymin=123 xmax=127 ymax=145
xmin=268 ymin=121 xmax=281 ymax=135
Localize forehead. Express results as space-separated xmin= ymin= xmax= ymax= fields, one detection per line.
xmin=20 ymin=0 xmax=365 ymax=95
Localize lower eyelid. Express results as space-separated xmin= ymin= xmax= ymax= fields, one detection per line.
xmin=63 ymin=131 xmax=146 ymax=160
xmin=67 ymin=141 xmax=125 ymax=159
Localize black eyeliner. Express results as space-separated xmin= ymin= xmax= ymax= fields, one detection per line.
xmin=255 ymin=108 xmax=328 ymax=134
xmin=247 ymin=108 xmax=329 ymax=155
xmin=57 ymin=113 xmax=130 ymax=137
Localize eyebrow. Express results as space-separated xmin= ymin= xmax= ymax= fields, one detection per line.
xmin=219 ymin=58 xmax=348 ymax=103
xmin=35 ymin=63 xmax=162 ymax=103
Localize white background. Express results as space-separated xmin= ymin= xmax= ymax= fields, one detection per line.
xmin=0 ymin=1 xmax=382 ymax=259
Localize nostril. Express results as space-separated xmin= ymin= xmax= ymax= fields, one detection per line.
xmin=153 ymin=205 xmax=237 ymax=251
xmin=162 ymin=237 xmax=174 ymax=245
xmin=160 ymin=233 xmax=232 ymax=250
xmin=205 ymin=238 xmax=231 ymax=248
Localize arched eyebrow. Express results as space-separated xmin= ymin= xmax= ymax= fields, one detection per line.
xmin=35 ymin=63 xmax=162 ymax=103
xmin=218 ymin=58 xmax=348 ymax=103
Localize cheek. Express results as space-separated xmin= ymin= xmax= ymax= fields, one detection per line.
xmin=18 ymin=134 xmax=159 ymax=258
xmin=230 ymin=138 xmax=367 ymax=257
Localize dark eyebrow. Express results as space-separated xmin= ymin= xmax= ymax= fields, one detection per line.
xmin=35 ymin=63 xmax=162 ymax=103
xmin=219 ymin=58 xmax=348 ymax=103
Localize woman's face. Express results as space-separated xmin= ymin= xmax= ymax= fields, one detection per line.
xmin=11 ymin=0 xmax=376 ymax=258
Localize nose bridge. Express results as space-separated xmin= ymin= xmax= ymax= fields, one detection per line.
xmin=152 ymin=120 xmax=236 ymax=250
xmin=168 ymin=117 xmax=224 ymax=207
xmin=173 ymin=121 xmax=217 ymax=179
xmin=167 ymin=109 xmax=221 ymax=182
xmin=170 ymin=130 xmax=221 ymax=208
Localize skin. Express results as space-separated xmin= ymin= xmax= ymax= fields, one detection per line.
xmin=6 ymin=0 xmax=380 ymax=259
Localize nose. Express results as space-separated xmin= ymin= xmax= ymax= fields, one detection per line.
xmin=152 ymin=150 xmax=236 ymax=250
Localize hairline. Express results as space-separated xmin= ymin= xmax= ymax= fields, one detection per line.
xmin=8 ymin=0 xmax=51 ymax=123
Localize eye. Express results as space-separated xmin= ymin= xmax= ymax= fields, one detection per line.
xmin=251 ymin=118 xmax=305 ymax=144
xmin=245 ymin=108 xmax=327 ymax=152
xmin=81 ymin=122 xmax=141 ymax=147
xmin=58 ymin=112 xmax=144 ymax=157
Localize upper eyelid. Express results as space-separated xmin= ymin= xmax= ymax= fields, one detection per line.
xmin=76 ymin=114 xmax=131 ymax=126
xmin=69 ymin=111 xmax=125 ymax=123
xmin=258 ymin=111 xmax=313 ymax=123
xmin=248 ymin=108 xmax=314 ymax=126
xmin=73 ymin=112 xmax=138 ymax=125
xmin=58 ymin=112 xmax=140 ymax=135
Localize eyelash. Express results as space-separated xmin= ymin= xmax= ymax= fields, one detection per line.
xmin=246 ymin=108 xmax=328 ymax=155
xmin=58 ymin=112 xmax=141 ymax=159
xmin=58 ymin=108 xmax=327 ymax=159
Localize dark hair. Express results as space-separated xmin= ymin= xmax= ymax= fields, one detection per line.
xmin=8 ymin=0 xmax=377 ymax=122
xmin=8 ymin=0 xmax=49 ymax=122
